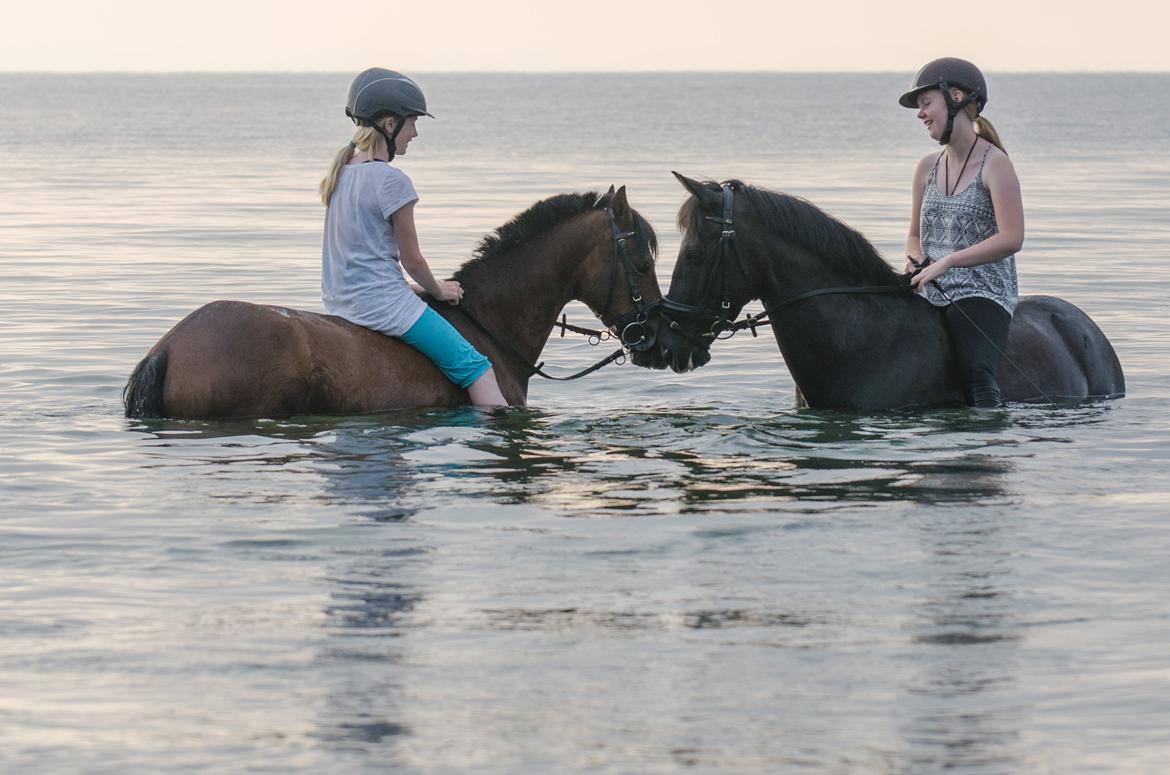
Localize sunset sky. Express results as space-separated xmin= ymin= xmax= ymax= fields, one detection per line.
xmin=4 ymin=0 xmax=1166 ymax=73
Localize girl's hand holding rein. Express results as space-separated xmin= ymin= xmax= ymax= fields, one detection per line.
xmin=434 ymin=280 xmax=464 ymax=305
xmin=909 ymin=255 xmax=950 ymax=288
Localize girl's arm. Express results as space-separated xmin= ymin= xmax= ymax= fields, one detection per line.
xmin=904 ymin=154 xmax=932 ymax=271
xmin=912 ymin=150 xmax=1024 ymax=288
xmin=390 ymin=202 xmax=463 ymax=304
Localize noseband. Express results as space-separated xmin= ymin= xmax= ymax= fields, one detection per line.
xmin=658 ymin=183 xmax=749 ymax=342
xmin=602 ymin=195 xmax=657 ymax=352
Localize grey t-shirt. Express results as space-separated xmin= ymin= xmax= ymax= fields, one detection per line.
xmin=322 ymin=162 xmax=427 ymax=335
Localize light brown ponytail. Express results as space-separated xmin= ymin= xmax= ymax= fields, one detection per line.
xmin=966 ymin=103 xmax=1006 ymax=153
xmin=318 ymin=118 xmax=397 ymax=206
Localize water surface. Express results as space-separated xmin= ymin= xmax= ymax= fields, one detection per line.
xmin=1 ymin=73 xmax=1168 ymax=773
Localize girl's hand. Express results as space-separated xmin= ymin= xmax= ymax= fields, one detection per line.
xmin=904 ymin=254 xmax=924 ymax=274
xmin=910 ymin=256 xmax=950 ymax=289
xmin=435 ymin=280 xmax=464 ymax=305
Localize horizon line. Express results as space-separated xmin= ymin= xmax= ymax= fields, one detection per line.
xmin=2 ymin=68 xmax=1169 ymax=76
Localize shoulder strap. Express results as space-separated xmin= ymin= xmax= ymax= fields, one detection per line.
xmin=976 ymin=142 xmax=994 ymax=175
xmin=926 ymin=151 xmax=944 ymax=189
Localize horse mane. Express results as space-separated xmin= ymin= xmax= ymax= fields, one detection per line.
xmin=453 ymin=190 xmax=659 ymax=282
xmin=678 ymin=179 xmax=900 ymax=285
xmin=455 ymin=192 xmax=657 ymax=282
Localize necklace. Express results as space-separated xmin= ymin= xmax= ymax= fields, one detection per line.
xmin=944 ymin=138 xmax=979 ymax=196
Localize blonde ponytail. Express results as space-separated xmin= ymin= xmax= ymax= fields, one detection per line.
xmin=318 ymin=118 xmax=396 ymax=206
xmin=319 ymin=141 xmax=355 ymax=206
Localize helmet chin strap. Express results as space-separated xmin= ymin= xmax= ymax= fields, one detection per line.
xmin=937 ymin=80 xmax=978 ymax=145
xmin=366 ymin=116 xmax=405 ymax=162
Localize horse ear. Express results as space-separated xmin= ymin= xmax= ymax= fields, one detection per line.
xmin=611 ymin=185 xmax=630 ymax=219
xmin=672 ymin=171 xmax=705 ymax=197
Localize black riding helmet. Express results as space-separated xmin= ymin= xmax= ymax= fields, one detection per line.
xmin=345 ymin=68 xmax=433 ymax=161
xmin=899 ymin=57 xmax=988 ymax=145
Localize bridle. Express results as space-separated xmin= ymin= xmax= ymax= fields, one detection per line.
xmin=657 ymin=183 xmax=752 ymax=343
xmin=599 ymin=192 xmax=657 ymax=353
xmin=658 ymin=182 xmax=912 ymax=347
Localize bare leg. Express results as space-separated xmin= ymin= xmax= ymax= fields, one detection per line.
xmin=467 ymin=367 xmax=508 ymax=407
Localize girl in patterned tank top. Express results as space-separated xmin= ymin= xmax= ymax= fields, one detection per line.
xmin=899 ymin=58 xmax=1024 ymax=408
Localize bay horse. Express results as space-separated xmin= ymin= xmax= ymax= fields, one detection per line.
xmin=124 ymin=186 xmax=660 ymax=419
xmin=636 ymin=173 xmax=1124 ymax=410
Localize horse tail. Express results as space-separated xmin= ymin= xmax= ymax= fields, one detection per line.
xmin=123 ymin=352 xmax=168 ymax=418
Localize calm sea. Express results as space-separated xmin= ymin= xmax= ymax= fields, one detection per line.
xmin=1 ymin=73 xmax=1168 ymax=773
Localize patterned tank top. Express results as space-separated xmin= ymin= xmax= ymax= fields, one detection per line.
xmin=920 ymin=145 xmax=1018 ymax=314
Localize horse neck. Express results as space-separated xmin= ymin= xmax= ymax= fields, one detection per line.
xmin=753 ymin=237 xmax=941 ymax=406
xmin=755 ymin=237 xmax=864 ymax=306
xmin=458 ymin=216 xmax=596 ymax=366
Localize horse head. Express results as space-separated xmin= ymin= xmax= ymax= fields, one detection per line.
xmin=580 ymin=185 xmax=663 ymax=355
xmin=642 ymin=172 xmax=766 ymax=373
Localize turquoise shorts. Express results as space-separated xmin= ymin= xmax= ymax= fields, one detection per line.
xmin=399 ymin=307 xmax=492 ymax=389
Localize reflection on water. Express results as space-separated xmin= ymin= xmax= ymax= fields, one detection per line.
xmin=111 ymin=394 xmax=1154 ymax=771
xmin=314 ymin=543 xmax=423 ymax=756
xmin=901 ymin=456 xmax=1024 ymax=771
xmin=129 ymin=405 xmax=1041 ymax=769
xmin=128 ymin=403 xmax=1079 ymax=518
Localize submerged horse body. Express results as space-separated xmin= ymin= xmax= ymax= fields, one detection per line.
xmin=124 ymin=187 xmax=660 ymax=419
xmin=641 ymin=174 xmax=1124 ymax=410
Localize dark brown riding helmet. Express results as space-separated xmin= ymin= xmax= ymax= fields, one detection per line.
xmin=898 ymin=57 xmax=988 ymax=113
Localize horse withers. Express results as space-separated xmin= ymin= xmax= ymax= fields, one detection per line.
xmin=124 ymin=186 xmax=660 ymax=419
xmin=634 ymin=173 xmax=1124 ymax=410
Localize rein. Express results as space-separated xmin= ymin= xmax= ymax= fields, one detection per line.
xmin=454 ymin=302 xmax=627 ymax=381
xmin=712 ymin=284 xmax=915 ymax=340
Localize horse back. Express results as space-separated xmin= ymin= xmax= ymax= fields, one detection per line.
xmin=137 ymin=300 xmax=467 ymax=419
xmin=141 ymin=300 xmax=316 ymax=418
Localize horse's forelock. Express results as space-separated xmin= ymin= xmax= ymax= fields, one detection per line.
xmin=677 ymin=196 xmax=697 ymax=237
xmin=676 ymin=178 xmax=725 ymax=238
xmin=633 ymin=210 xmax=659 ymax=258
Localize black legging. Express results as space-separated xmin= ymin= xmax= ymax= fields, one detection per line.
xmin=945 ymin=297 xmax=1012 ymax=408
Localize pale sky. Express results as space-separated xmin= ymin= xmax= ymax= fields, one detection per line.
xmin=4 ymin=0 xmax=1167 ymax=73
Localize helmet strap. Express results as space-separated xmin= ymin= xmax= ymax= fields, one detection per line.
xmin=385 ymin=118 xmax=406 ymax=162
xmin=938 ymin=80 xmax=977 ymax=146
xmin=358 ymin=115 xmax=404 ymax=162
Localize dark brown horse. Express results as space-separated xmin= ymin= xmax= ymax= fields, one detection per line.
xmin=124 ymin=187 xmax=660 ymax=419
xmin=634 ymin=174 xmax=1124 ymax=410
